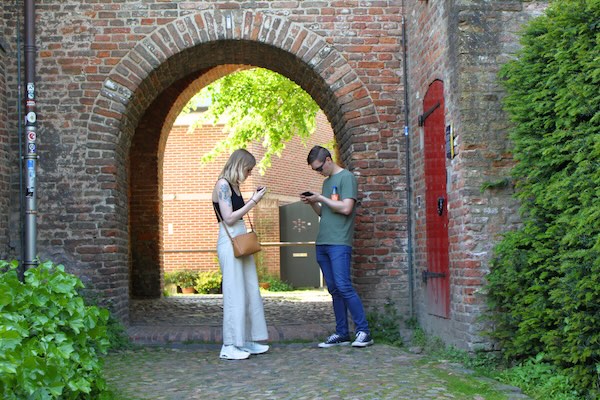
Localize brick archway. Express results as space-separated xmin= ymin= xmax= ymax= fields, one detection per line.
xmin=86 ymin=10 xmax=382 ymax=311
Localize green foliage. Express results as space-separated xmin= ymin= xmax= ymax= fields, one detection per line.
xmin=366 ymin=302 xmax=403 ymax=347
xmin=480 ymin=178 xmax=511 ymax=193
xmin=194 ymin=271 xmax=222 ymax=294
xmin=262 ymin=275 xmax=293 ymax=292
xmin=0 ymin=260 xmax=111 ymax=399
xmin=409 ymin=324 xmax=585 ymax=400
xmin=426 ymin=366 xmax=507 ymax=400
xmin=184 ymin=67 xmax=320 ymax=172
xmin=410 ymin=326 xmax=428 ymax=348
xmin=105 ymin=315 xmax=133 ymax=351
xmin=163 ymin=271 xmax=178 ymax=285
xmin=499 ymin=354 xmax=584 ymax=400
xmin=173 ymin=270 xmax=197 ymax=288
xmin=487 ymin=0 xmax=600 ymax=396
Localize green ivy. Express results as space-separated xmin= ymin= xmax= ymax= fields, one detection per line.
xmin=0 ymin=260 xmax=111 ymax=399
xmin=487 ymin=0 xmax=600 ymax=397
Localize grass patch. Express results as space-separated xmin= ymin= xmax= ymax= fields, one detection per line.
xmin=407 ymin=324 xmax=589 ymax=400
xmin=497 ymin=354 xmax=585 ymax=400
xmin=427 ymin=362 xmax=508 ymax=400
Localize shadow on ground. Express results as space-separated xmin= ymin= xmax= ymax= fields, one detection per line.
xmin=127 ymin=290 xmax=336 ymax=344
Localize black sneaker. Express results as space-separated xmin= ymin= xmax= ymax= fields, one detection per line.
xmin=351 ymin=331 xmax=374 ymax=347
xmin=318 ymin=333 xmax=351 ymax=348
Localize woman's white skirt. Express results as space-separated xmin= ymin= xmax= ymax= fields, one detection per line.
xmin=217 ymin=219 xmax=268 ymax=346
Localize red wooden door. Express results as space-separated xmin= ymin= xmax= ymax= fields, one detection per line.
xmin=423 ymin=80 xmax=450 ymax=318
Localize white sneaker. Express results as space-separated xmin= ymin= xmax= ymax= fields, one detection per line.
xmin=240 ymin=341 xmax=270 ymax=355
xmin=351 ymin=331 xmax=374 ymax=347
xmin=219 ymin=345 xmax=250 ymax=360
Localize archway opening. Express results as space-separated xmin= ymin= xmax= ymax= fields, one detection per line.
xmin=127 ymin=61 xmax=341 ymax=342
xmin=160 ymin=67 xmax=336 ymax=294
xmin=127 ymin=39 xmax=349 ymax=300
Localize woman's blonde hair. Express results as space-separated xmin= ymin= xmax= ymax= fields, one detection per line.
xmin=219 ymin=149 xmax=256 ymax=186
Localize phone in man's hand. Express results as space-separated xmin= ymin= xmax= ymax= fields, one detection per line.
xmin=301 ymin=191 xmax=314 ymax=196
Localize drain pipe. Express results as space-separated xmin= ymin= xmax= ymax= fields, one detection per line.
xmin=401 ymin=9 xmax=415 ymax=318
xmin=16 ymin=0 xmax=25 ymax=281
xmin=23 ymin=0 xmax=38 ymax=271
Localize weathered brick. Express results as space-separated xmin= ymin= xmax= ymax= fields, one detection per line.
xmin=406 ymin=0 xmax=545 ymax=349
xmin=0 ymin=1 xmax=544 ymax=343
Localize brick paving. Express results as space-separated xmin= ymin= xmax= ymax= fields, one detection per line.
xmin=115 ymin=291 xmax=530 ymax=399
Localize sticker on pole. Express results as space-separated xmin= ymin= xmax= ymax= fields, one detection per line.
xmin=28 ymin=143 xmax=36 ymax=153
xmin=27 ymin=83 xmax=35 ymax=100
xmin=26 ymin=112 xmax=37 ymax=124
xmin=27 ymin=131 xmax=36 ymax=142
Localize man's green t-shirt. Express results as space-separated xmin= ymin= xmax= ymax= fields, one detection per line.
xmin=316 ymin=169 xmax=358 ymax=246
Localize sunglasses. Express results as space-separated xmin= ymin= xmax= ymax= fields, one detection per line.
xmin=313 ymin=160 xmax=326 ymax=172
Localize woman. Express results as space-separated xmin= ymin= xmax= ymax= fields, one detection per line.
xmin=212 ymin=149 xmax=269 ymax=360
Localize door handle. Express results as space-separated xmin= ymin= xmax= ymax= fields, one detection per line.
xmin=437 ymin=197 xmax=445 ymax=216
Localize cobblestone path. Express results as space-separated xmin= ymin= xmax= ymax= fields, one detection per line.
xmin=104 ymin=344 xmax=529 ymax=400
xmin=113 ymin=291 xmax=529 ymax=399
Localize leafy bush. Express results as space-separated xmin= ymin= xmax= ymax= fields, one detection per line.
xmin=366 ymin=302 xmax=403 ymax=347
xmin=194 ymin=271 xmax=222 ymax=294
xmin=106 ymin=314 xmax=133 ymax=351
xmin=0 ymin=260 xmax=111 ymax=399
xmin=173 ymin=270 xmax=197 ymax=288
xmin=163 ymin=271 xmax=178 ymax=285
xmin=163 ymin=271 xmax=179 ymax=296
xmin=262 ymin=275 xmax=293 ymax=292
xmin=487 ymin=0 xmax=600 ymax=396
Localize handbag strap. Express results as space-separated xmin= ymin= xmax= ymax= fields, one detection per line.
xmin=212 ymin=201 xmax=255 ymax=243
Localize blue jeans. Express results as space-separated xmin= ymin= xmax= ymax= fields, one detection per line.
xmin=316 ymin=245 xmax=369 ymax=336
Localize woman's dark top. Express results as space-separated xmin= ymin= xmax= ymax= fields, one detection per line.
xmin=213 ymin=180 xmax=245 ymax=222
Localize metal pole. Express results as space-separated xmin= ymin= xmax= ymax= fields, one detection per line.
xmin=23 ymin=0 xmax=37 ymax=270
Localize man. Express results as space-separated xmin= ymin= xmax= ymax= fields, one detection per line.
xmin=301 ymin=145 xmax=373 ymax=348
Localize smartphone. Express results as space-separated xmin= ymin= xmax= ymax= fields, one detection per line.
xmin=301 ymin=191 xmax=313 ymax=196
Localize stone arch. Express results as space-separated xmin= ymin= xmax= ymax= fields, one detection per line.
xmin=85 ymin=10 xmax=382 ymax=312
xmin=90 ymin=10 xmax=379 ymax=156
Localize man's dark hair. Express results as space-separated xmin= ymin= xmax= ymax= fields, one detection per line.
xmin=307 ymin=145 xmax=331 ymax=164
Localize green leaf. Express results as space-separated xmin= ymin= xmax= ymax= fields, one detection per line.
xmin=184 ymin=67 xmax=320 ymax=173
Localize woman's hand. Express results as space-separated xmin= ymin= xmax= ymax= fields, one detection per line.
xmin=251 ymin=186 xmax=267 ymax=204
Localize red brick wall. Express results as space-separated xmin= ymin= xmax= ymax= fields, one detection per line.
xmin=405 ymin=1 xmax=547 ymax=349
xmin=162 ymin=111 xmax=333 ymax=279
xmin=3 ymin=3 xmax=405 ymax=320
xmin=0 ymin=1 xmax=549 ymax=350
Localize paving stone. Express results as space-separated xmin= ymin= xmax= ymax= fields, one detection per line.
xmin=105 ymin=345 xmax=530 ymax=399
xmin=116 ymin=291 xmax=530 ymax=399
